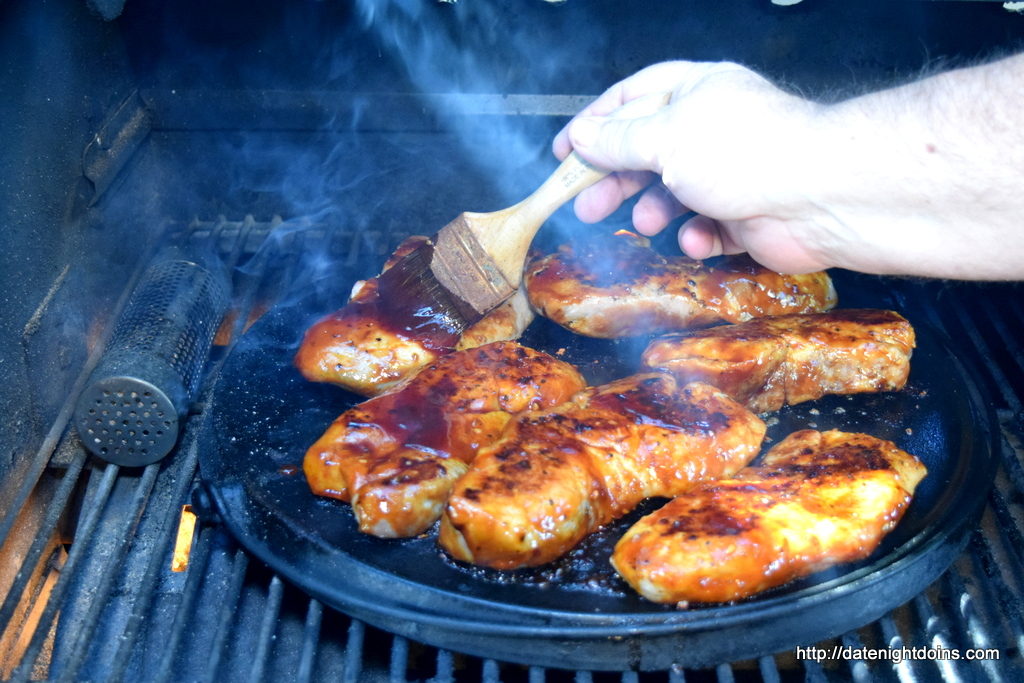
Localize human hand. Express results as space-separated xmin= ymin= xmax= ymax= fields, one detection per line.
xmin=553 ymin=61 xmax=834 ymax=274
xmin=556 ymin=56 xmax=1024 ymax=280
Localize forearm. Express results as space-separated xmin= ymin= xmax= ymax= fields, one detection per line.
xmin=801 ymin=54 xmax=1024 ymax=279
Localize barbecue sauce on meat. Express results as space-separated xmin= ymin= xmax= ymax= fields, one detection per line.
xmin=296 ymin=236 xmax=539 ymax=397
xmin=439 ymin=377 xmax=766 ymax=569
xmin=612 ymin=430 xmax=927 ymax=605
xmin=589 ymin=377 xmax=733 ymax=435
xmin=534 ymin=235 xmax=672 ymax=288
xmin=524 ymin=232 xmax=837 ymax=339
xmin=369 ymin=374 xmax=456 ymax=452
xmin=371 ymin=240 xmax=477 ymax=352
xmin=326 ymin=298 xmax=459 ymax=356
xmin=642 ymin=309 xmax=915 ymax=413
xmin=303 ymin=342 xmax=586 ymax=538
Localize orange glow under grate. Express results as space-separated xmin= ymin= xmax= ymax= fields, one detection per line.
xmin=171 ymin=505 xmax=197 ymax=572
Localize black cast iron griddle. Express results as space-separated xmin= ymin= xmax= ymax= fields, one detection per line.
xmin=198 ymin=269 xmax=998 ymax=671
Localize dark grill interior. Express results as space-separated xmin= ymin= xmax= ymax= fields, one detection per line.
xmin=2 ymin=1 xmax=1024 ymax=681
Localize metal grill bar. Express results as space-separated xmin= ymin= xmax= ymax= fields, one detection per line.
xmin=0 ymin=449 xmax=86 ymax=649
xmin=984 ymin=490 xmax=1024 ymax=593
xmin=482 ymin=658 xmax=501 ymax=682
xmin=64 ymin=395 xmax=214 ymax=680
xmin=977 ymin=297 xmax=1024 ymax=391
xmin=838 ymin=633 xmax=870 ymax=683
xmin=249 ymin=574 xmax=285 ymax=682
xmin=997 ymin=430 xmax=1024 ymax=505
xmin=935 ymin=572 xmax=978 ymax=661
xmin=943 ymin=553 xmax=1005 ymax=681
xmin=755 ymin=656 xmax=779 ymax=683
xmin=202 ymin=547 xmax=250 ymax=682
xmin=10 ymin=463 xmax=121 ymax=682
xmin=434 ymin=649 xmax=455 ymax=683
xmin=946 ymin=294 xmax=1021 ymax=413
xmin=343 ymin=616 xmax=366 ymax=683
xmin=877 ymin=615 xmax=917 ymax=680
xmin=801 ymin=659 xmax=827 ymax=683
xmin=911 ymin=592 xmax=966 ymax=682
xmin=967 ymin=531 xmax=1024 ymax=656
xmin=390 ymin=635 xmax=409 ymax=683
xmin=296 ymin=599 xmax=323 ymax=683
xmin=144 ymin=523 xmax=215 ymax=682
xmin=56 ymin=462 xmax=162 ymax=682
xmin=0 ymin=426 xmax=75 ymax=553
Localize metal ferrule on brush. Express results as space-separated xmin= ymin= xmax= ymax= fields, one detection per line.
xmin=375 ymin=226 xmax=516 ymax=343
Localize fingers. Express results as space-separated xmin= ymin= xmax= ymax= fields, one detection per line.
xmin=678 ymin=215 xmax=725 ymax=259
xmin=568 ymin=103 xmax=672 ymax=173
xmin=678 ymin=214 xmax=753 ymax=260
xmin=573 ymin=171 xmax=655 ymax=223
xmin=633 ymin=183 xmax=687 ymax=236
xmin=552 ymin=135 xmax=572 ymax=162
xmin=553 ymin=61 xmax=698 ymax=159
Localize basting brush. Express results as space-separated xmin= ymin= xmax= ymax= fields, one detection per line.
xmin=373 ymin=92 xmax=674 ymax=348
xmin=373 ymin=150 xmax=608 ymax=347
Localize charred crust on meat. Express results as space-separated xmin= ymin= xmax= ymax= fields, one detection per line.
xmin=659 ymin=507 xmax=756 ymax=537
xmin=493 ymin=448 xmax=515 ymax=462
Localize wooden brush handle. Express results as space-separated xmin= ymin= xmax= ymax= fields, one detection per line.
xmin=468 ymin=151 xmax=607 ymax=284
xmin=514 ymin=150 xmax=608 ymax=229
xmin=467 ymin=91 xmax=673 ymax=285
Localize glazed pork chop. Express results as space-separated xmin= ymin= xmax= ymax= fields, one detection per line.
xmin=612 ymin=429 xmax=927 ymax=606
xmin=295 ymin=236 xmax=534 ymax=397
xmin=642 ymin=309 xmax=915 ymax=413
xmin=304 ymin=341 xmax=585 ymax=538
xmin=439 ymin=375 xmax=766 ymax=569
xmin=524 ymin=231 xmax=836 ymax=338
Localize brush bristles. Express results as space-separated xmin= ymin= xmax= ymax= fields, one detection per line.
xmin=373 ymin=214 xmax=518 ymax=344
xmin=375 ymin=244 xmax=476 ymax=336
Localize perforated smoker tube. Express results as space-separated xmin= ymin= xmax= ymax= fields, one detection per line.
xmin=74 ymin=247 xmax=231 ymax=466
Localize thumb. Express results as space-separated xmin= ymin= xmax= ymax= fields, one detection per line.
xmin=568 ymin=91 xmax=671 ymax=173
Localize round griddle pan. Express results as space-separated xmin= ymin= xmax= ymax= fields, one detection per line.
xmin=198 ymin=270 xmax=998 ymax=671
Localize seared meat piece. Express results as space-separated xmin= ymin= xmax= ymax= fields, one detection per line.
xmin=455 ymin=288 xmax=533 ymax=352
xmin=612 ymin=429 xmax=927 ymax=606
xmin=524 ymin=231 xmax=836 ymax=338
xmin=295 ymin=236 xmax=534 ymax=397
xmin=304 ymin=341 xmax=585 ymax=538
xmin=439 ymin=376 xmax=766 ymax=569
xmin=642 ymin=309 xmax=915 ymax=413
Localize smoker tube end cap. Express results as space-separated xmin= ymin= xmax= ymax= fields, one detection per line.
xmin=74 ymin=376 xmax=181 ymax=467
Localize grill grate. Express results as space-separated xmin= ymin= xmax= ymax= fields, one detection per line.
xmin=0 ymin=218 xmax=1022 ymax=682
